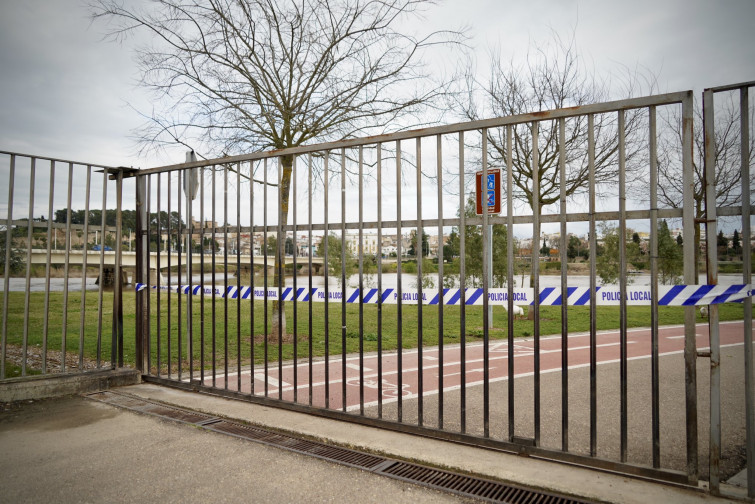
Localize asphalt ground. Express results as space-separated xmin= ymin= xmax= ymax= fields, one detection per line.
xmin=0 ymin=395 xmax=475 ymax=504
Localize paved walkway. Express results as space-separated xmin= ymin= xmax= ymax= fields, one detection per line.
xmin=0 ymin=395 xmax=472 ymax=504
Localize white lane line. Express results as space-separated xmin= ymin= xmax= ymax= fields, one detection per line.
xmin=253 ymin=373 xmax=290 ymax=388
xmin=345 ymin=341 xmax=749 ymax=412
xmin=346 ymin=363 xmax=371 ymax=371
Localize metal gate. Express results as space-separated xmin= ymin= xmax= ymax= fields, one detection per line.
xmin=131 ymin=86 xmax=754 ymax=496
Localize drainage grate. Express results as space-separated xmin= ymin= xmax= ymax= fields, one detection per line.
xmin=86 ymin=391 xmax=593 ymax=504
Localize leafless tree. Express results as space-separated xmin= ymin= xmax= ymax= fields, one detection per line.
xmin=92 ymin=0 xmax=463 ymax=337
xmin=455 ymin=31 xmax=652 ymax=213
xmin=651 ymin=96 xmax=754 ymax=280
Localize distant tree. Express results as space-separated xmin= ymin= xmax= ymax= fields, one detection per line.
xmin=449 ymin=194 xmax=509 ymax=287
xmin=443 ymin=229 xmax=460 ymax=259
xmin=457 ymin=30 xmax=651 ymax=217
xmin=0 ymin=235 xmax=23 ymax=276
xmin=632 ymin=232 xmax=640 ymax=245
xmin=566 ymin=235 xmax=582 ymax=260
xmin=717 ymin=230 xmax=729 ymax=256
xmin=658 ymin=220 xmax=683 ymax=284
xmin=408 ymin=230 xmax=430 ymax=257
xmin=539 ymin=238 xmax=550 ymax=257
xmin=265 ymin=236 xmax=277 ymax=256
xmin=317 ymin=233 xmax=355 ymax=288
xmin=676 ymin=234 xmax=683 ymax=247
xmin=643 ymin=97 xmax=755 ymax=281
xmin=733 ymin=229 xmax=741 ymax=254
xmin=596 ymin=223 xmax=640 ymax=284
xmin=285 ymin=237 xmax=295 ymax=256
xmin=92 ymin=0 xmax=463 ymax=337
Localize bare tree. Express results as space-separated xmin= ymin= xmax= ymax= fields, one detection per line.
xmin=456 ymin=31 xmax=651 ymax=213
xmin=651 ymin=97 xmax=754 ymax=280
xmin=92 ymin=0 xmax=462 ymax=337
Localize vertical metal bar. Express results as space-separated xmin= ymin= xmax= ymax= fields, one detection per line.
xmin=188 ymin=165 xmax=195 ymax=384
xmin=396 ymin=140 xmax=403 ymax=422
xmin=61 ymin=163 xmax=74 ymax=371
xmin=96 ymin=168 xmax=107 ymax=368
xmin=649 ymin=106 xmax=661 ymax=468
xmin=377 ymin=144 xmax=383 ymax=418
xmin=22 ymin=158 xmax=36 ymax=377
xmin=114 ymin=169 xmax=124 ymax=368
xmin=236 ymin=163 xmax=242 ymax=392
xmin=506 ymin=125 xmax=515 ymax=442
xmin=358 ymin=145 xmax=365 ymax=415
xmin=1 ymin=154 xmax=15 ymax=379
xmin=177 ymin=170 xmax=183 ymax=379
xmin=167 ymin=171 xmax=173 ymax=378
xmin=703 ymin=87 xmax=722 ymax=493
xmin=277 ymin=158 xmax=283 ymax=401
xmin=588 ymin=115 xmax=598 ymax=457
xmin=135 ymin=174 xmax=147 ymax=373
xmin=532 ymin=121 xmax=541 ymax=446
xmin=146 ymin=174 xmax=152 ymax=374
xmin=341 ymin=148 xmax=347 ymax=412
xmin=60 ymin=163 xmax=74 ymax=371
xmin=156 ymin=173 xmax=161 ymax=376
xmin=200 ymin=168 xmax=205 ymax=384
xmin=618 ymin=110 xmax=628 ymax=463
xmin=308 ymin=154 xmax=313 ymax=405
xmin=682 ymin=90 xmax=699 ymax=484
xmin=212 ymin=166 xmax=217 ymax=386
xmin=739 ymin=86 xmax=755 ymax=499
xmin=223 ymin=164 xmax=229 ymax=388
xmin=189 ymin=166 xmax=195 ymax=384
xmin=436 ymin=134 xmax=444 ymax=430
xmin=249 ymin=162 xmax=254 ymax=395
xmin=41 ymin=159 xmax=54 ymax=374
xmin=293 ymin=156 xmax=298 ymax=403
xmin=416 ymin=137 xmax=424 ymax=426
xmin=323 ymin=153 xmax=330 ymax=408
xmin=481 ymin=129 xmax=490 ymax=438
xmin=559 ymin=118 xmax=569 ymax=452
xmin=263 ymin=159 xmax=269 ymax=396
xmin=459 ymin=132 xmax=467 ymax=434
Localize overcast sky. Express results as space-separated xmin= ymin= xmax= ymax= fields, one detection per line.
xmin=1 ymin=0 xmax=753 ymax=170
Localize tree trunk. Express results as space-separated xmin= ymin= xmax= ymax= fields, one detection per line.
xmin=271 ymin=155 xmax=294 ymax=340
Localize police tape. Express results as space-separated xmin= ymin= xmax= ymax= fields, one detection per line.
xmin=135 ymin=283 xmax=753 ymax=307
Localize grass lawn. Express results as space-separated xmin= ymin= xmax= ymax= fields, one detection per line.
xmin=1 ymin=289 xmax=752 ymax=374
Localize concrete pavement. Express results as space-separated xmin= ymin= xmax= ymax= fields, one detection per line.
xmin=0 ymin=395 xmax=473 ymax=504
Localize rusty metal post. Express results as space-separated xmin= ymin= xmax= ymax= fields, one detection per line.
xmin=135 ymin=173 xmax=148 ymax=373
xmin=738 ymin=85 xmax=754 ymax=499
xmin=703 ymin=87 xmax=722 ymax=493
xmin=682 ymin=90 xmax=699 ymax=484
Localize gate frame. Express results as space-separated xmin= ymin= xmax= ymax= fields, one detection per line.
xmin=131 ymin=87 xmax=752 ymax=493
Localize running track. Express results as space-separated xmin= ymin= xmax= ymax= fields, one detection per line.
xmin=198 ymin=321 xmax=752 ymax=412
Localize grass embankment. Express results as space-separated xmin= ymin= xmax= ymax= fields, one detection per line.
xmin=1 ymin=289 xmax=751 ymax=374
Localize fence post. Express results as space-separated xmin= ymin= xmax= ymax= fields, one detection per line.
xmin=682 ymin=90 xmax=699 ymax=485
xmin=135 ymin=174 xmax=148 ymax=373
xmin=112 ymin=169 xmax=124 ymax=368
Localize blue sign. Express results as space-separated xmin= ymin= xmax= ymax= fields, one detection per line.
xmin=487 ymin=173 xmax=496 ymax=190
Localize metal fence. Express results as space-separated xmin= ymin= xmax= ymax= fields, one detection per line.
xmin=0 ymin=152 xmax=130 ymax=378
xmin=1 ymin=83 xmax=753 ymax=498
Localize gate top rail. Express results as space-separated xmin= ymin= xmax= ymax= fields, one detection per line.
xmin=0 ymin=150 xmax=119 ymax=170
xmin=704 ymin=79 xmax=755 ymax=93
xmin=136 ymin=90 xmax=692 ymax=176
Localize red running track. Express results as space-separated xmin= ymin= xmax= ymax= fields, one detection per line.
xmin=198 ymin=321 xmax=751 ymax=412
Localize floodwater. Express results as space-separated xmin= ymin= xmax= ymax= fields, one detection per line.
xmin=3 ymin=272 xmax=750 ymax=293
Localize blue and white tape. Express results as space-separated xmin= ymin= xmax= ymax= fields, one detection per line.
xmin=135 ymin=283 xmax=753 ymax=306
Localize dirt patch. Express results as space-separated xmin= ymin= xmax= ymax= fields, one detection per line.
xmin=3 ymin=344 xmax=101 ymax=375
xmin=251 ymin=332 xmax=300 ymax=345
